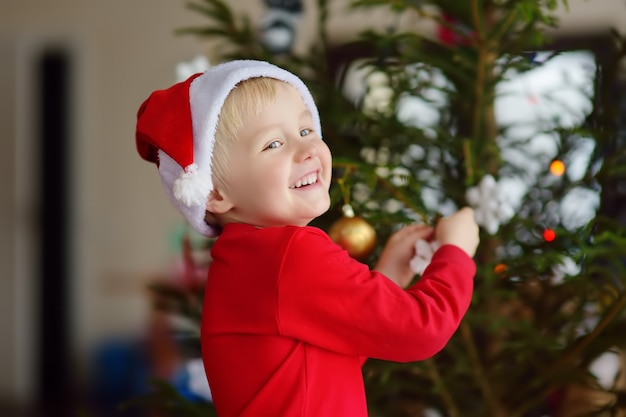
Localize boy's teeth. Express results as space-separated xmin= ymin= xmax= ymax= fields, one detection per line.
xmin=290 ymin=173 xmax=318 ymax=189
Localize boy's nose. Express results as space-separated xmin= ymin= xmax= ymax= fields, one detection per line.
xmin=295 ymin=139 xmax=317 ymax=161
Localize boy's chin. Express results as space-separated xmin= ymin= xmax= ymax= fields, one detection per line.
xmin=294 ymin=212 xmax=326 ymax=227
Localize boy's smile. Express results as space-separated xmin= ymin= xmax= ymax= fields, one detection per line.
xmin=209 ymin=81 xmax=332 ymax=228
xmin=289 ymin=171 xmax=319 ymax=189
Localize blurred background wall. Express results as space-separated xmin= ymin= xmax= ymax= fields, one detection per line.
xmin=0 ymin=0 xmax=624 ymax=415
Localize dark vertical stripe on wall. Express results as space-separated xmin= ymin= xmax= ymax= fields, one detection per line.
xmin=37 ymin=49 xmax=72 ymax=416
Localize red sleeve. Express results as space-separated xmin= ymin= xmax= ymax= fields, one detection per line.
xmin=276 ymin=227 xmax=475 ymax=363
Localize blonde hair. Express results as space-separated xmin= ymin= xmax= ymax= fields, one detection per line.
xmin=211 ymin=77 xmax=282 ymax=190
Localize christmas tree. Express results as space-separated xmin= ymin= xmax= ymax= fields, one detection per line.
xmin=140 ymin=0 xmax=626 ymax=416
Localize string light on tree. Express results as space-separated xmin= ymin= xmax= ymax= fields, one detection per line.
xmin=494 ymin=263 xmax=508 ymax=275
xmin=549 ymin=160 xmax=566 ymax=176
xmin=543 ymin=228 xmax=556 ymax=242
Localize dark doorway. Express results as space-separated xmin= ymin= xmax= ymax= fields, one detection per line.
xmin=37 ymin=48 xmax=73 ymax=417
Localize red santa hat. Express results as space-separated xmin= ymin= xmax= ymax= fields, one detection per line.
xmin=136 ymin=60 xmax=322 ymax=237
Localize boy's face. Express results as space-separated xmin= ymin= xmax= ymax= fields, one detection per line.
xmin=213 ymin=82 xmax=332 ymax=228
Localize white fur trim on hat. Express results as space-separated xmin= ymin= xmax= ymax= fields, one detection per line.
xmin=158 ymin=60 xmax=322 ymax=238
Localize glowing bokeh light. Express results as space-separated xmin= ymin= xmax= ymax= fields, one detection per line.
xmin=543 ymin=228 xmax=556 ymax=242
xmin=494 ymin=263 xmax=507 ymax=274
xmin=550 ymin=160 xmax=566 ymax=176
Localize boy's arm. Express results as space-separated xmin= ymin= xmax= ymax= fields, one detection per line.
xmin=276 ymin=228 xmax=475 ymax=363
xmin=375 ymin=208 xmax=478 ymax=289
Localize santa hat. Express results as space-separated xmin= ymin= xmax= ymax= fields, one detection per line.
xmin=136 ymin=60 xmax=322 ymax=237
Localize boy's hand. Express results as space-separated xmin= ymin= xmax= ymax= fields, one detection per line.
xmin=374 ymin=224 xmax=434 ymax=288
xmin=435 ymin=207 xmax=480 ymax=258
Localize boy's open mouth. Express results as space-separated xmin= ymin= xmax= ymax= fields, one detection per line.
xmin=289 ymin=172 xmax=318 ymax=189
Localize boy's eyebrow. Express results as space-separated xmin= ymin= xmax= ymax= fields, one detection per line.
xmin=300 ymin=108 xmax=312 ymax=120
xmin=252 ymin=107 xmax=313 ymax=137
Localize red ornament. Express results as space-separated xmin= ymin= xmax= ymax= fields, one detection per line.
xmin=437 ymin=13 xmax=475 ymax=46
xmin=543 ymin=228 xmax=556 ymax=242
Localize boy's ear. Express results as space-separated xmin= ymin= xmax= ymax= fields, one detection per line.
xmin=206 ymin=187 xmax=233 ymax=214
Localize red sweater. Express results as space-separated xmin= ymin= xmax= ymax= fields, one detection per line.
xmin=201 ymin=223 xmax=475 ymax=417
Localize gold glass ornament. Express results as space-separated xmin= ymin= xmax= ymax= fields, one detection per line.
xmin=329 ymin=204 xmax=376 ymax=261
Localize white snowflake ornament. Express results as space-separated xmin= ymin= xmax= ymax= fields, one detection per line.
xmin=410 ymin=239 xmax=441 ymax=275
xmin=466 ymin=174 xmax=515 ymax=234
xmin=551 ymin=256 xmax=581 ymax=284
xmin=176 ymin=55 xmax=211 ymax=82
xmin=363 ymin=71 xmax=394 ymax=115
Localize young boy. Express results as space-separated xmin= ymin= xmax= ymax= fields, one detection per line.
xmin=136 ymin=60 xmax=479 ymax=417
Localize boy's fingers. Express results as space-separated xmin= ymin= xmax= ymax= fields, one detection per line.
xmin=394 ymin=224 xmax=434 ymax=243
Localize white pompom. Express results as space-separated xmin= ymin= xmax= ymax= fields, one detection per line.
xmin=172 ymin=163 xmax=212 ymax=207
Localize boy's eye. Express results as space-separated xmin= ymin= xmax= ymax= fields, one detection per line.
xmin=265 ymin=140 xmax=282 ymax=150
xmin=299 ymin=128 xmax=311 ymax=137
